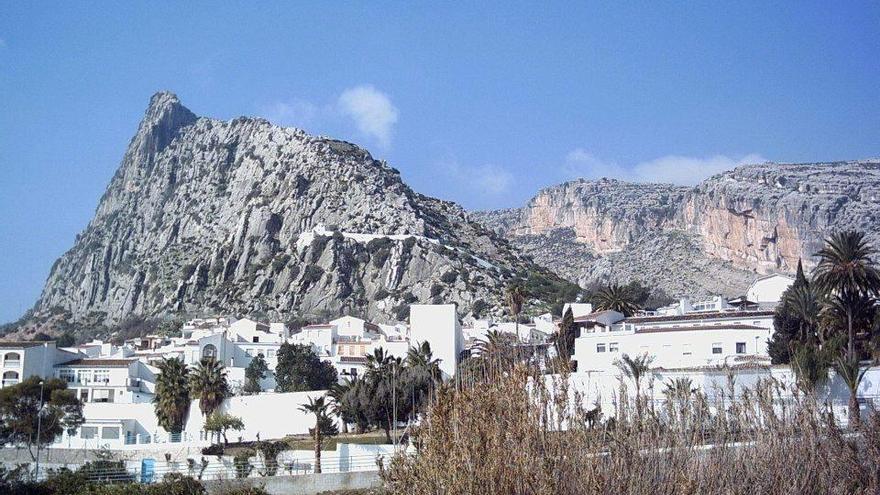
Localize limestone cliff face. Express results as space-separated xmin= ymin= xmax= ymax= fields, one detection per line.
xmin=511 ymin=179 xmax=688 ymax=253
xmin=682 ymin=161 xmax=880 ymax=272
xmin=34 ymin=92 xmax=542 ymax=326
xmin=474 ymin=160 xmax=880 ymax=297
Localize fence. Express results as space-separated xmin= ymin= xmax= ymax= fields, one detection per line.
xmin=49 ymin=452 xmax=393 ymax=484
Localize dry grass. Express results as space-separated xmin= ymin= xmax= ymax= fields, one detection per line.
xmin=381 ymin=365 xmax=880 ymax=495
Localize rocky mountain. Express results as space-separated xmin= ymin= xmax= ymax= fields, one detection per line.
xmin=21 ymin=92 xmax=573 ymax=335
xmin=474 ymin=160 xmax=880 ymax=298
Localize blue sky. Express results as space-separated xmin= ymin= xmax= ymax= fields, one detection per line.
xmin=1 ymin=2 xmax=879 ymax=322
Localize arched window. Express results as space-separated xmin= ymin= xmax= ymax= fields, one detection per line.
xmin=202 ymin=344 xmax=217 ymax=360
xmin=2 ymin=371 xmax=19 ymax=387
xmin=3 ymin=352 xmax=21 ymax=364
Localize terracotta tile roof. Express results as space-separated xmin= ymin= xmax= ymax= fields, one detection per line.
xmin=625 ymin=310 xmax=774 ymax=324
xmin=56 ymin=358 xmax=135 ymax=368
xmin=338 ymin=356 xmax=368 ymax=364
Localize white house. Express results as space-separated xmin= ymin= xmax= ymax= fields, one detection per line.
xmin=0 ymin=341 xmax=79 ymax=388
xmin=54 ymin=358 xmax=158 ymax=404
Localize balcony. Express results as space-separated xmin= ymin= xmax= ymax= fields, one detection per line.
xmin=3 ymin=360 xmax=21 ymax=368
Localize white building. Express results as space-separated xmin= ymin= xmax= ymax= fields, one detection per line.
xmin=0 ymin=341 xmax=79 ymax=388
xmin=747 ymin=273 xmax=795 ymax=306
xmin=54 ymin=358 xmax=157 ymax=404
xmin=410 ymin=304 xmax=463 ymax=379
xmin=572 ymin=307 xmax=775 ymax=372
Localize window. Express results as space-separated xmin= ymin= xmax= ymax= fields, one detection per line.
xmin=77 ymin=370 xmax=92 ymax=384
xmin=101 ymin=427 xmax=120 ymax=440
xmin=736 ymin=342 xmax=747 ymax=354
xmin=3 ymin=352 xmax=21 ymax=367
xmin=252 ymin=336 xmax=259 ymax=343
xmin=59 ymin=369 xmax=75 ymax=383
xmin=596 ymin=343 xmax=606 ymax=353
xmin=93 ymin=370 xmax=110 ymax=384
xmin=80 ymin=389 xmax=89 ymax=402
xmin=609 ymin=342 xmax=619 ymax=353
xmin=202 ymin=344 xmax=218 ymax=360
xmin=92 ymin=389 xmax=113 ymax=403
xmin=80 ymin=426 xmax=98 ymax=439
xmin=712 ymin=343 xmax=723 ymax=355
xmin=2 ymin=371 xmax=19 ymax=387
xmin=267 ymin=349 xmax=276 ymax=358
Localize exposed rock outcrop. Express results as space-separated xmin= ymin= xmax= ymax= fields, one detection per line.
xmin=474 ymin=160 xmax=880 ymax=298
xmin=31 ymin=92 xmax=560 ymax=329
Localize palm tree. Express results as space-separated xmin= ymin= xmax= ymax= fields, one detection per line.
xmin=594 ymin=284 xmax=640 ymax=316
xmin=153 ymin=358 xmax=191 ymax=434
xmin=813 ymin=231 xmax=880 ymax=360
xmin=834 ymin=356 xmax=867 ymax=428
xmin=614 ymin=353 xmax=654 ymax=421
xmin=785 ymin=283 xmax=823 ymax=345
xmin=506 ymin=283 xmax=527 ymax=345
xmin=299 ymin=396 xmax=337 ymax=473
xmin=189 ymin=357 xmax=228 ymax=417
xmin=406 ymin=341 xmax=442 ymax=384
xmin=328 ymin=378 xmax=355 ymax=434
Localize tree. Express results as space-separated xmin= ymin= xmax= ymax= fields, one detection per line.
xmin=154 ymin=357 xmax=191 ymax=434
xmin=299 ymin=396 xmax=338 ymax=474
xmin=813 ymin=231 xmax=880 ymax=361
xmin=190 ymin=358 xmax=228 ymax=417
xmin=334 ymin=376 xmax=370 ymax=434
xmin=505 ymin=283 xmax=527 ymax=339
xmin=0 ymin=377 xmax=84 ymax=460
xmin=243 ymin=354 xmax=269 ymax=395
xmin=554 ymin=308 xmax=577 ymax=364
xmin=834 ymin=356 xmax=867 ymax=428
xmin=402 ymin=342 xmax=443 ymax=420
xmin=275 ymin=343 xmax=338 ymax=392
xmin=614 ymin=353 xmax=654 ymax=421
xmin=593 ymin=284 xmax=640 ymax=316
xmin=790 ymin=344 xmax=830 ymax=397
xmin=203 ymin=411 xmax=244 ymax=446
xmin=364 ymin=348 xmax=406 ymax=442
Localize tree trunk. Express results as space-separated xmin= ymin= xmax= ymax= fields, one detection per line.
xmin=383 ymin=426 xmax=392 ymax=444
xmin=848 ymin=310 xmax=854 ymax=362
xmin=341 ymin=421 xmax=349 ymax=434
xmin=314 ymin=426 xmax=322 ymax=474
xmin=223 ymin=431 xmax=228 ymax=446
xmin=849 ymin=391 xmax=861 ymax=429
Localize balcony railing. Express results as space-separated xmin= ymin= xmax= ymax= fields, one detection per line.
xmin=3 ymin=360 xmax=21 ymax=368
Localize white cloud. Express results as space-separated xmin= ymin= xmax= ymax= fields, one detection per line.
xmin=438 ymin=159 xmax=514 ymax=195
xmin=337 ymin=85 xmax=398 ymax=148
xmin=261 ymin=85 xmax=398 ymax=148
xmin=564 ymin=149 xmax=767 ymax=185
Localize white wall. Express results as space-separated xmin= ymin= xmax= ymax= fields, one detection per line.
xmin=573 ymin=326 xmax=771 ymax=372
xmin=747 ymin=274 xmax=794 ymax=304
xmin=410 ymin=304 xmax=462 ymax=379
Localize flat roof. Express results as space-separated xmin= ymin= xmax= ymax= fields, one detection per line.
xmin=0 ymin=341 xmax=49 ymax=349
xmin=56 ymin=358 xmax=135 ymax=368
xmin=626 ymin=310 xmax=774 ymax=324
xmin=635 ymin=324 xmax=766 ymax=334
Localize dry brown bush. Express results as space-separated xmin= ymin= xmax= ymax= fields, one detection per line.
xmin=381 ymin=365 xmax=880 ymax=495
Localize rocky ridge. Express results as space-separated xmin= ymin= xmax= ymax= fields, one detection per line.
xmin=27 ymin=92 xmax=567 ymax=332
xmin=474 ymin=160 xmax=880 ymax=298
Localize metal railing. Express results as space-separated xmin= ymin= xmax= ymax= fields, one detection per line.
xmin=69 ymin=453 xmax=391 ymax=484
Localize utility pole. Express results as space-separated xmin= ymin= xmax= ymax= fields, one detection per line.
xmin=392 ymin=361 xmax=397 ymax=451
xmin=34 ymin=342 xmax=49 ymax=480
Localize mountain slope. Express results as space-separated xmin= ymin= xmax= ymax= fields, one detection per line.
xmin=28 ymin=92 xmax=566 ymax=332
xmin=474 ymin=160 xmax=880 ymax=298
